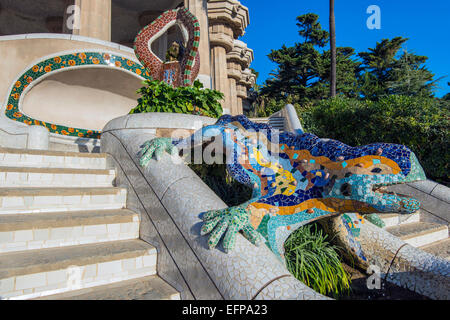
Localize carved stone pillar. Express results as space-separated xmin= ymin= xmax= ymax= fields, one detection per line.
xmin=227 ymin=40 xmax=252 ymax=115
xmin=184 ymin=0 xmax=212 ymax=88
xmin=208 ymin=0 xmax=249 ymax=114
xmin=73 ymin=0 xmax=111 ymax=41
xmin=227 ymin=61 xmax=240 ymax=115
xmin=237 ymin=68 xmax=256 ymax=113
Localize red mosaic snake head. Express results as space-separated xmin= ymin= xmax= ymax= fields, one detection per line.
xmin=133 ymin=8 xmax=200 ymax=86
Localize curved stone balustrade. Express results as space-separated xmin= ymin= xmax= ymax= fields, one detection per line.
xmin=358 ymin=221 xmax=449 ymax=299
xmin=100 ymin=112 xmax=329 ymax=300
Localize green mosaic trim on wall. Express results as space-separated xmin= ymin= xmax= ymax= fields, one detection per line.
xmin=5 ymin=51 xmax=150 ymax=139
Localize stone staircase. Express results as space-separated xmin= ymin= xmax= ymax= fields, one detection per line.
xmin=380 ymin=211 xmax=450 ymax=260
xmin=0 ymin=147 xmax=180 ymax=300
xmin=249 ymin=116 xmax=285 ymax=132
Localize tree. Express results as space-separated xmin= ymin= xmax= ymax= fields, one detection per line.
xmin=358 ymin=37 xmax=439 ymax=98
xmin=386 ymin=50 xmax=439 ymax=97
xmin=315 ymin=47 xmax=361 ymax=99
xmin=443 ymin=83 xmax=450 ymax=101
xmin=261 ymin=14 xmax=329 ymax=103
xmin=261 ymin=13 xmax=360 ymax=104
xmin=329 ymin=0 xmax=337 ymax=97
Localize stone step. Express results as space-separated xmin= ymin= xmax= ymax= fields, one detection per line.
xmin=0 ymin=147 xmax=107 ymax=170
xmin=0 ymin=187 xmax=126 ymax=215
xmin=379 ymin=211 xmax=421 ymax=228
xmin=419 ymin=238 xmax=450 ymax=261
xmin=0 ymin=209 xmax=139 ymax=253
xmin=0 ymin=239 xmax=157 ymax=300
xmin=249 ymin=117 xmax=269 ymax=123
xmin=0 ymin=167 xmax=115 ymax=187
xmin=386 ymin=222 xmax=449 ymax=247
xmin=34 ymin=275 xmax=180 ymax=300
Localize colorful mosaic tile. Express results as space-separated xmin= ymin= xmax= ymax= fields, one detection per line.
xmin=133 ymin=8 xmax=200 ymax=87
xmin=4 ymin=51 xmax=150 ymax=139
xmin=139 ymin=115 xmax=427 ymax=262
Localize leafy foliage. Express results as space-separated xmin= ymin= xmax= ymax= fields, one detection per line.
xmin=256 ymin=14 xmax=443 ymax=109
xmin=130 ymin=79 xmax=224 ymax=118
xmin=189 ymin=163 xmax=253 ymax=207
xmin=284 ymin=223 xmax=352 ymax=298
xmin=300 ymin=96 xmax=449 ymax=186
xmin=260 ymin=13 xmax=360 ymax=104
xmin=358 ymin=38 xmax=439 ymax=99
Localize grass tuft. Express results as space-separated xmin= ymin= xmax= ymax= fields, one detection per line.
xmin=284 ymin=223 xmax=352 ymax=298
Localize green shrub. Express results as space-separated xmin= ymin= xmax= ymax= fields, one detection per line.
xmin=300 ymin=96 xmax=449 ymax=186
xmin=130 ymin=79 xmax=224 ymax=118
xmin=189 ymin=164 xmax=253 ymax=207
xmin=284 ymin=223 xmax=352 ymax=298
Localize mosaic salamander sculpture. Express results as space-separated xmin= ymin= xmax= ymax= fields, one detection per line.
xmin=139 ymin=115 xmax=426 ymax=264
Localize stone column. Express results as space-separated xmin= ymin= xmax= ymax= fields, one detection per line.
xmin=237 ymin=68 xmax=256 ymax=114
xmin=184 ymin=0 xmax=212 ymax=88
xmin=209 ymin=24 xmax=234 ymax=114
xmin=73 ymin=0 xmax=111 ymax=41
xmin=236 ymin=82 xmax=246 ymax=114
xmin=208 ymin=0 xmax=249 ymax=114
xmin=227 ymin=40 xmax=252 ymax=115
xmin=227 ymin=65 xmax=239 ymax=114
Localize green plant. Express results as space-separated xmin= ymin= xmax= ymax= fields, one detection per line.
xmin=284 ymin=223 xmax=351 ymax=298
xmin=300 ymin=95 xmax=449 ymax=186
xmin=189 ymin=163 xmax=252 ymax=207
xmin=129 ymin=79 xmax=224 ymax=118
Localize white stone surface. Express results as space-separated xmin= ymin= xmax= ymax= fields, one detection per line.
xmin=0 ymin=170 xmax=115 ymax=187
xmin=0 ymin=190 xmax=127 ymax=215
xmin=2 ymin=253 xmax=157 ymax=300
xmin=404 ymin=228 xmax=448 ymax=247
xmin=27 ymin=125 xmax=50 ymax=150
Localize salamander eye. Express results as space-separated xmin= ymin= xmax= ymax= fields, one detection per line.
xmin=340 ymin=183 xmax=352 ymax=196
xmin=371 ymin=168 xmax=382 ymax=173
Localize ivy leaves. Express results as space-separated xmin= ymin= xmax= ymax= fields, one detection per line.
xmin=130 ymin=79 xmax=224 ymax=118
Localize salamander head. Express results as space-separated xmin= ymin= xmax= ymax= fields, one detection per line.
xmin=323 ymin=148 xmax=426 ymax=214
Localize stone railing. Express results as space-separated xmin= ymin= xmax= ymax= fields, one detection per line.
xmin=100 ymin=112 xmax=329 ymax=300
xmin=271 ymin=104 xmax=304 ymax=133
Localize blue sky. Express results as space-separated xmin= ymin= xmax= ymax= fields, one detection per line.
xmin=239 ymin=0 xmax=450 ymax=97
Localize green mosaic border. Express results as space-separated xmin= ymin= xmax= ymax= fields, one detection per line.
xmin=5 ymin=51 xmax=151 ymax=139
